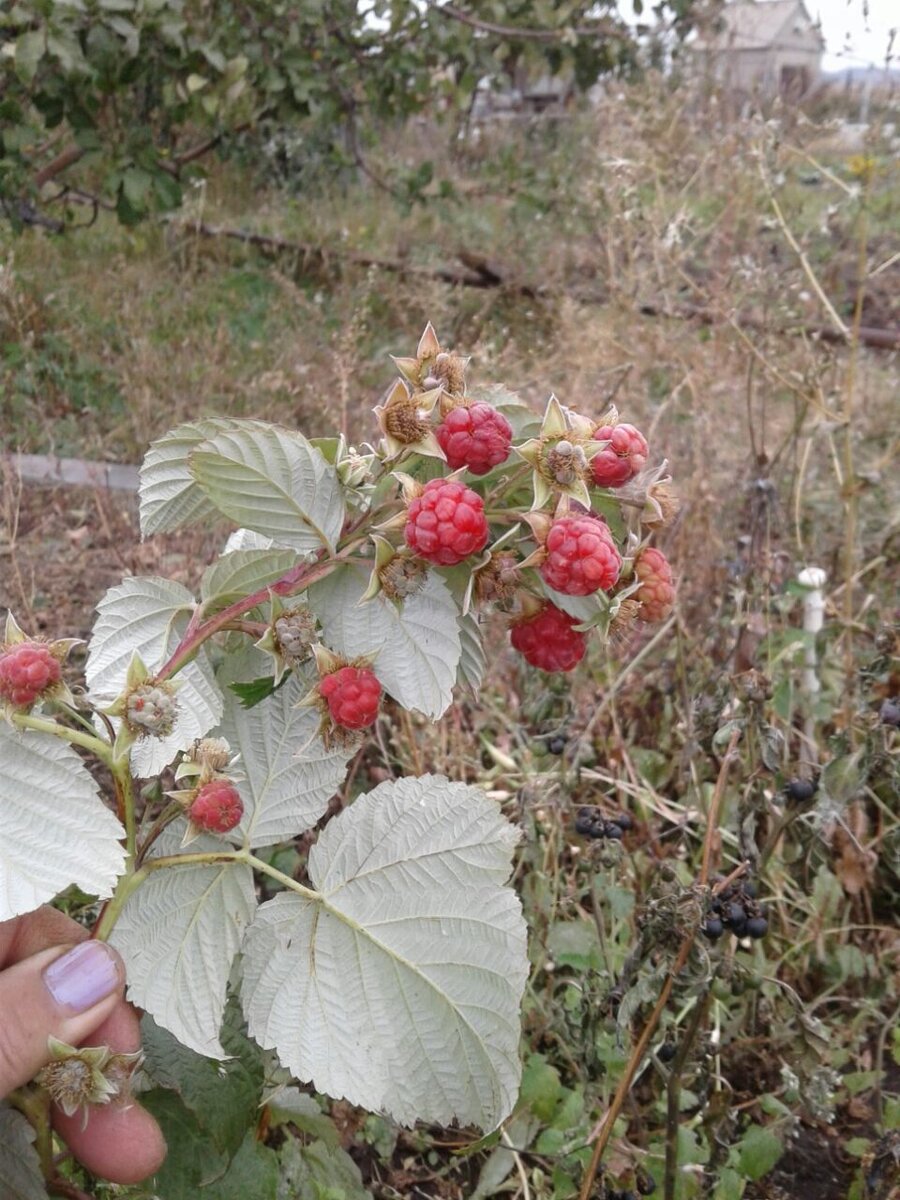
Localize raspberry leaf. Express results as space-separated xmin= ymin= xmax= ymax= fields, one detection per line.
xmin=241 ymin=775 xmax=527 ymax=1129
xmin=0 ymin=1106 xmax=48 ymax=1200
xmin=457 ymin=612 xmax=486 ymax=696
xmin=189 ymin=423 xmax=346 ymax=554
xmin=200 ymin=549 xmax=299 ymax=613
xmin=110 ymin=828 xmax=256 ymax=1058
xmin=219 ymin=672 xmax=353 ymax=848
xmin=87 ymin=577 xmax=224 ymax=777
xmin=310 ymin=566 xmax=461 ymax=720
xmin=140 ymin=417 xmax=246 ymax=538
xmin=0 ymin=725 xmax=126 ymax=921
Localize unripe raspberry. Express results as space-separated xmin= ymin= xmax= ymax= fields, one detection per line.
xmin=510 ymin=603 xmax=587 ymax=672
xmin=320 ymin=665 xmax=382 ymax=730
xmin=634 ymin=547 xmax=675 ymax=622
xmin=436 ymin=403 xmax=513 ymax=476
xmin=540 ymin=514 xmax=621 ymax=596
xmin=125 ymin=681 xmax=179 ymax=738
xmin=591 ymin=423 xmax=648 ymax=488
xmin=189 ymin=779 xmax=244 ymax=835
xmin=0 ymin=641 xmax=61 ymax=707
xmin=404 ymin=478 xmax=489 ymax=566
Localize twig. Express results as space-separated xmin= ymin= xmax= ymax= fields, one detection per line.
xmin=577 ymin=734 xmax=740 ymax=1200
xmin=501 ymin=1129 xmax=532 ymax=1200
xmin=664 ymin=996 xmax=710 ymax=1200
xmin=432 ymin=2 xmax=618 ymax=42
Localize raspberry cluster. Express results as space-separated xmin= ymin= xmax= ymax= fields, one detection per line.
xmin=574 ymin=806 xmax=633 ymax=841
xmin=320 ymin=666 xmax=382 ymax=730
xmin=436 ymin=403 xmax=513 ymax=475
xmin=509 ymin=604 xmax=586 ymax=673
xmin=405 ymin=478 xmax=489 ymax=566
xmin=189 ymin=779 xmax=244 ymax=835
xmin=0 ymin=641 xmax=61 ymax=707
xmin=591 ymin=423 xmax=648 ymax=488
xmin=540 ymin=514 xmax=621 ymax=596
xmin=633 ymin=547 xmax=675 ymax=622
xmin=703 ymin=877 xmax=768 ymax=941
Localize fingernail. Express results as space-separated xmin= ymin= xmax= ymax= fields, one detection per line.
xmin=42 ymin=942 xmax=121 ymax=1013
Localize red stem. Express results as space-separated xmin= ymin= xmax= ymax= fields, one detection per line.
xmin=155 ymin=557 xmax=337 ymax=683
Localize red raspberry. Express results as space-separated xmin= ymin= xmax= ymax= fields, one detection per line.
xmin=510 ymin=604 xmax=587 ymax=673
xmin=591 ymin=423 xmax=648 ymax=488
xmin=0 ymin=642 xmax=61 ymax=707
xmin=320 ymin=665 xmax=382 ymax=730
xmin=634 ymin=547 xmax=675 ymax=622
xmin=436 ymin=403 xmax=513 ymax=476
xmin=404 ymin=478 xmax=489 ymax=566
xmin=540 ymin=514 xmax=622 ymax=596
xmin=189 ymin=779 xmax=243 ymax=835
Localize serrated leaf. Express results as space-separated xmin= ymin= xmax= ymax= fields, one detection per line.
xmin=141 ymin=1090 xmax=229 ymax=1197
xmin=457 ymin=612 xmax=486 ymax=695
xmin=140 ymin=418 xmax=245 ymax=537
xmin=207 ymin=1132 xmax=279 ymax=1200
xmin=200 ymin=549 xmax=299 ymax=611
xmin=241 ymin=775 xmax=527 ymax=1129
xmin=0 ymin=1107 xmax=51 ymax=1200
xmin=190 ymin=424 xmax=345 ymax=553
xmin=228 ymin=676 xmax=285 ymax=709
xmin=110 ymin=829 xmax=256 ymax=1058
xmin=86 ymin=576 xmax=223 ymax=776
xmin=266 ymin=1088 xmax=340 ymax=1147
xmin=736 ymin=1124 xmax=784 ymax=1181
xmin=0 ymin=725 xmax=125 ymax=921
xmin=223 ymin=528 xmax=275 ymax=552
xmin=277 ymin=1138 xmax=371 ymax=1200
xmin=310 ymin=566 xmax=461 ymax=720
xmin=220 ymin=674 xmax=352 ymax=848
xmin=141 ymin=1004 xmax=265 ymax=1158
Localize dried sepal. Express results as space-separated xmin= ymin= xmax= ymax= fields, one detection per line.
xmin=37 ymin=1038 xmax=129 ymax=1125
xmin=374 ymin=380 xmax=446 ymax=461
xmin=363 ymin=536 xmax=429 ymax=605
xmin=515 ymin=395 xmax=603 ymax=510
xmin=255 ymin=595 xmax=318 ymax=684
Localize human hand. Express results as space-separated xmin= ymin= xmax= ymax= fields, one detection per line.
xmin=0 ymin=906 xmax=166 ymax=1185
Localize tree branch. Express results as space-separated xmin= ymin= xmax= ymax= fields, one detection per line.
xmin=433 ymin=2 xmax=618 ymax=42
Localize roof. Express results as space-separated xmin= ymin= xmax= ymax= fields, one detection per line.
xmin=703 ymin=0 xmax=825 ymax=51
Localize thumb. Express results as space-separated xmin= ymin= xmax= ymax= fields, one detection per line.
xmin=0 ymin=941 xmax=125 ymax=1098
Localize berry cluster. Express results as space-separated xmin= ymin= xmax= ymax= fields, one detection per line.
xmin=574 ymin=806 xmax=633 ymax=841
xmin=188 ymin=778 xmax=244 ymax=835
xmin=319 ymin=666 xmax=382 ymax=730
xmin=0 ymin=641 xmax=61 ymax=708
xmin=510 ymin=604 xmax=586 ymax=673
xmin=703 ymin=877 xmax=768 ymax=941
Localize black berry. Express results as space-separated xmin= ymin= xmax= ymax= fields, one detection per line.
xmin=880 ymin=699 xmax=900 ymax=727
xmin=703 ymin=917 xmax=725 ymax=940
xmin=657 ymin=1041 xmax=676 ymax=1063
xmin=727 ymin=902 xmax=747 ymax=927
xmin=548 ymin=735 xmax=567 ymax=755
xmin=612 ymin=812 xmax=634 ymax=830
xmin=605 ymin=821 xmax=624 ymax=840
xmin=575 ymin=807 xmax=597 ymax=835
xmin=786 ymin=776 xmax=817 ymax=804
xmin=636 ymin=1172 xmax=656 ymax=1196
xmin=746 ymin=916 xmax=768 ymax=939
xmin=742 ymin=879 xmax=758 ymax=899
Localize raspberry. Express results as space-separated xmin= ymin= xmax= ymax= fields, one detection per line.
xmin=436 ymin=403 xmax=513 ymax=476
xmin=320 ymin=665 xmax=382 ymax=730
xmin=591 ymin=423 xmax=648 ymax=488
xmin=404 ymin=478 xmax=489 ymax=566
xmin=633 ymin=547 xmax=675 ymax=622
xmin=189 ymin=779 xmax=243 ymax=835
xmin=510 ymin=603 xmax=586 ymax=672
xmin=0 ymin=641 xmax=61 ymax=707
xmin=540 ymin=514 xmax=621 ymax=596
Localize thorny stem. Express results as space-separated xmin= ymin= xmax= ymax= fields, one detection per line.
xmin=577 ymin=734 xmax=740 ymax=1200
xmin=155 ymin=556 xmax=339 ymax=683
xmin=10 ymin=711 xmax=112 ymax=767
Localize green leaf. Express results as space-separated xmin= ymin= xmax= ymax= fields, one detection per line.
xmin=228 ymin=675 xmax=284 ymax=709
xmin=736 ymin=1124 xmax=784 ymax=1181
xmin=142 ymin=1002 xmax=265 ymax=1159
xmin=141 ymin=1090 xmax=229 ymax=1198
xmin=189 ymin=423 xmax=345 ymax=554
xmin=242 ymin=775 xmax=527 ymax=1130
xmin=207 ymin=1132 xmax=279 ymax=1200
xmin=200 ymin=549 xmax=299 ymax=611
xmin=15 ymin=31 xmax=45 ymax=83
xmin=519 ymin=1053 xmax=562 ymax=1122
xmin=277 ymin=1138 xmax=372 ymax=1200
xmin=139 ymin=418 xmax=246 ymax=537
xmin=0 ymin=1107 xmax=50 ymax=1200
xmin=266 ymin=1088 xmax=340 ymax=1148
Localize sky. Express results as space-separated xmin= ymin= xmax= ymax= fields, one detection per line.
xmin=813 ymin=0 xmax=897 ymax=71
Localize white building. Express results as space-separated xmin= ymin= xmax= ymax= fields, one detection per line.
xmin=700 ymin=0 xmax=825 ymax=99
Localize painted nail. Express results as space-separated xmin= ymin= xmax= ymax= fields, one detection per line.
xmin=42 ymin=942 xmax=121 ymax=1013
